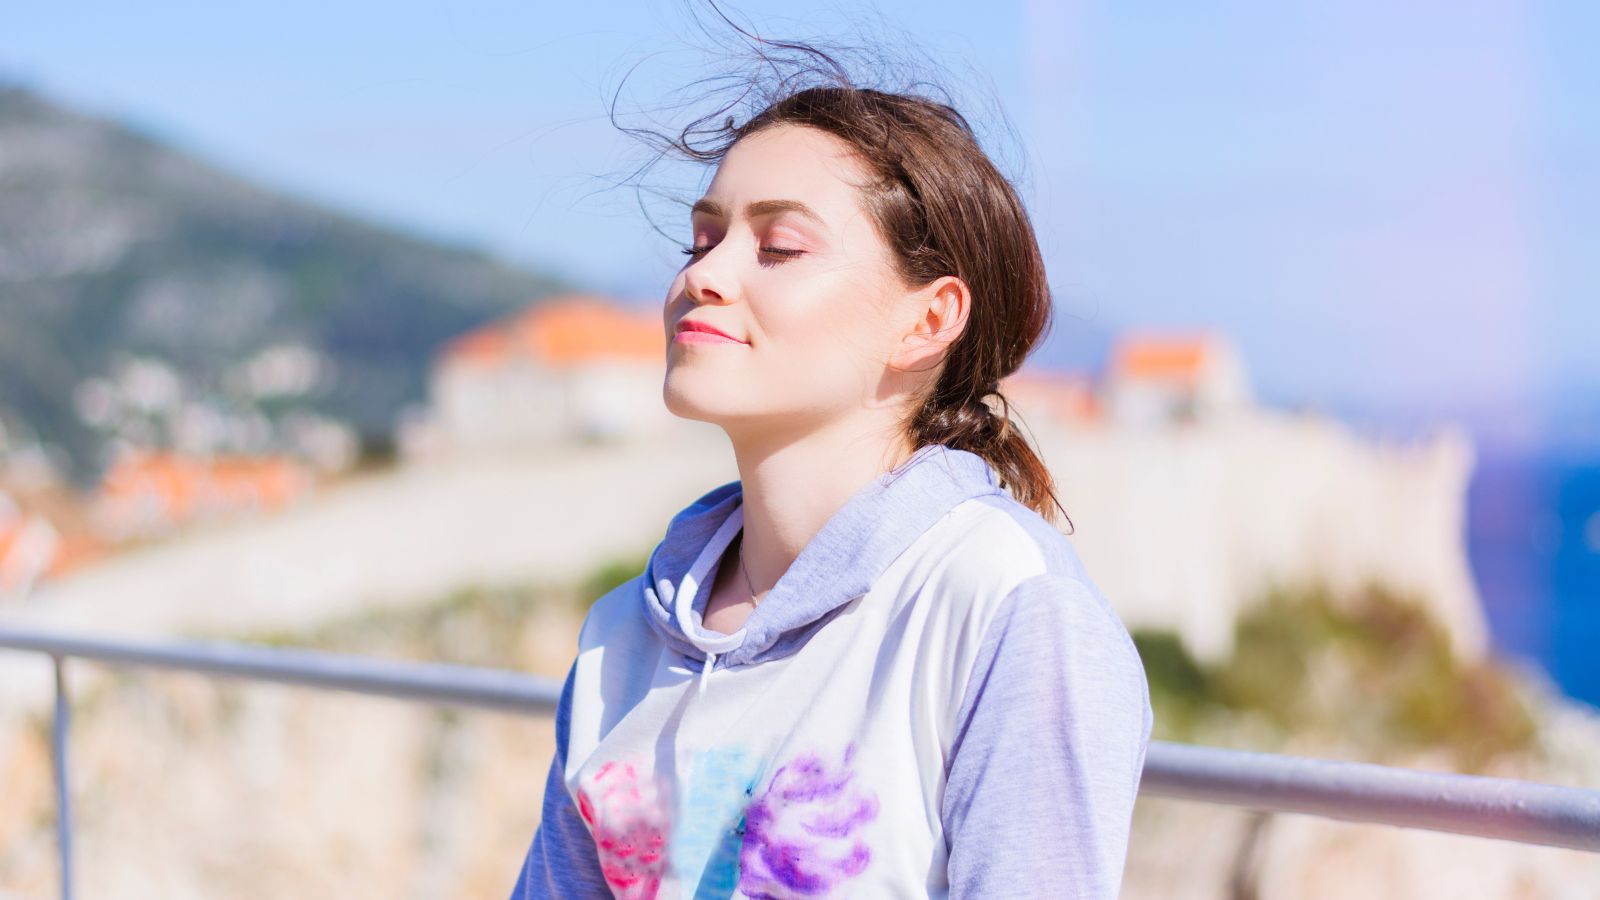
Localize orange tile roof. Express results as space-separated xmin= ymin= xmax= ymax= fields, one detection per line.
xmin=0 ymin=483 xmax=107 ymax=583
xmin=1109 ymin=332 xmax=1225 ymax=384
xmin=442 ymin=295 xmax=662 ymax=370
xmin=99 ymin=451 xmax=313 ymax=526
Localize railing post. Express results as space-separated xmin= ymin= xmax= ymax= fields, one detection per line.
xmin=50 ymin=654 xmax=74 ymax=900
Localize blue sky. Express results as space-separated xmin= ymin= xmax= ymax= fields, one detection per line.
xmin=6 ymin=1 xmax=1597 ymax=449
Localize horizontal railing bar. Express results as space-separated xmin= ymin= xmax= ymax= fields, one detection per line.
xmin=0 ymin=626 xmax=562 ymax=716
xmin=3 ymin=626 xmax=1598 ymax=852
xmin=1141 ymin=740 xmax=1600 ymax=852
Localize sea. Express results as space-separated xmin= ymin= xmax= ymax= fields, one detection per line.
xmin=1467 ymin=447 xmax=1600 ymax=710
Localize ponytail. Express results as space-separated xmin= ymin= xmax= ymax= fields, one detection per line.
xmin=907 ymin=378 xmax=1072 ymax=532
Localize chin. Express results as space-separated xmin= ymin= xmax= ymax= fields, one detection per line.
xmin=663 ymin=375 xmax=736 ymax=425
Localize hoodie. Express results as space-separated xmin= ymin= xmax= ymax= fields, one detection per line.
xmin=512 ymin=443 xmax=1153 ymax=899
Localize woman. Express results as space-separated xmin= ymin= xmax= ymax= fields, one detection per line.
xmin=512 ymin=65 xmax=1152 ymax=900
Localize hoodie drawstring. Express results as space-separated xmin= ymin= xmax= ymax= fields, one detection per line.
xmin=699 ymin=651 xmax=717 ymax=697
xmin=669 ymin=503 xmax=747 ymax=698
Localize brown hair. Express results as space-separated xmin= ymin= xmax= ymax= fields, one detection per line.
xmin=620 ymin=19 xmax=1071 ymax=529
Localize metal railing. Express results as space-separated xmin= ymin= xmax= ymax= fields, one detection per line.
xmin=3 ymin=625 xmax=1598 ymax=899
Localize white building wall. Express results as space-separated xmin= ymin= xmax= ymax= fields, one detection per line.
xmin=567 ymin=361 xmax=675 ymax=442
xmin=431 ymin=359 xmax=681 ymax=453
xmin=1022 ymin=410 xmax=1485 ymax=664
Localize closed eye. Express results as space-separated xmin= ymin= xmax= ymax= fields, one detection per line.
xmin=679 ymin=244 xmax=806 ymax=264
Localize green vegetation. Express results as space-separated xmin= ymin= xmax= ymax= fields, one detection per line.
xmin=1131 ymin=580 xmax=1539 ymax=774
xmin=0 ymin=83 xmax=571 ymax=484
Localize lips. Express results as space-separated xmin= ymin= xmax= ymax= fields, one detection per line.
xmin=673 ymin=319 xmax=746 ymax=344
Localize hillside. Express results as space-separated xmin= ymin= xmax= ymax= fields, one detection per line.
xmin=0 ymin=82 xmax=568 ymax=483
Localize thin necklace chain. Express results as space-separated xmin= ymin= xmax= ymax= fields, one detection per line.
xmin=737 ymin=533 xmax=760 ymax=607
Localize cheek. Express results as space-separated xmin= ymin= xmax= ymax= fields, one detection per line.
xmin=754 ymin=280 xmax=891 ymax=383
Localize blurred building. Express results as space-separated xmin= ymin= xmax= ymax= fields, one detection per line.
xmin=0 ymin=484 xmax=107 ymax=600
xmin=408 ymin=295 xmax=673 ymax=458
xmin=1103 ymin=330 xmax=1253 ymax=429
xmin=94 ymin=450 xmax=314 ymax=540
xmin=998 ymin=367 xmax=1101 ymax=429
xmin=0 ymin=492 xmax=58 ymax=600
xmin=1036 ymin=414 xmax=1487 ymax=664
xmin=994 ymin=334 xmax=1486 ymax=666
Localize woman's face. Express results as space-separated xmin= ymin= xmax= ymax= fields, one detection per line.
xmin=662 ymin=124 xmax=917 ymax=437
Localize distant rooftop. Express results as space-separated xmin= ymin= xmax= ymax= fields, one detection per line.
xmin=1109 ymin=331 xmax=1237 ymax=384
xmin=441 ymin=295 xmax=661 ymax=369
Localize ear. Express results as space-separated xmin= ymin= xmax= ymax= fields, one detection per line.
xmin=890 ymin=275 xmax=972 ymax=375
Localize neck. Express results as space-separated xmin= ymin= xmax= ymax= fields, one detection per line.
xmin=726 ymin=412 xmax=916 ymax=598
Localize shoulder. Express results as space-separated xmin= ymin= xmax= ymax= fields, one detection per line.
xmin=893 ymin=492 xmax=1134 ymax=691
xmin=938 ymin=495 xmax=1145 ymax=691
xmin=576 ymin=572 xmax=648 ymax=650
xmin=910 ymin=490 xmax=1094 ymax=609
xmin=988 ymin=571 xmax=1147 ymax=690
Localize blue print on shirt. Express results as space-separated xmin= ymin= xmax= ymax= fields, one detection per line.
xmin=669 ymin=746 xmax=764 ymax=899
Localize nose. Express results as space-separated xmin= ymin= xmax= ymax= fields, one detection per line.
xmin=683 ymin=250 xmax=732 ymax=306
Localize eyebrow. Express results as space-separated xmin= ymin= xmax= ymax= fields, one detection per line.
xmin=690 ymin=198 xmax=826 ymax=227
